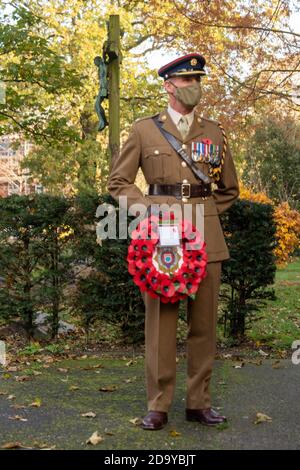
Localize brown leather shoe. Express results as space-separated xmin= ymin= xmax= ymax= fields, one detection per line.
xmin=186 ymin=408 xmax=227 ymax=426
xmin=142 ymin=411 xmax=168 ymax=430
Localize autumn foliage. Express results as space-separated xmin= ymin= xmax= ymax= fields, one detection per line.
xmin=239 ymin=184 xmax=300 ymax=265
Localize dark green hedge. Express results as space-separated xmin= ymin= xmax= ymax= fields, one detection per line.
xmin=0 ymin=193 xmax=277 ymax=343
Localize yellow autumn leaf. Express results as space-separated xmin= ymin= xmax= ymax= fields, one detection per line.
xmin=254 ymin=412 xmax=272 ymax=424
xmin=86 ymin=431 xmax=103 ymax=445
xmin=29 ymin=398 xmax=42 ymax=408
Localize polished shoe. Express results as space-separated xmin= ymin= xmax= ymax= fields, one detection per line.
xmin=142 ymin=411 xmax=168 ymax=430
xmin=186 ymin=408 xmax=227 ymax=426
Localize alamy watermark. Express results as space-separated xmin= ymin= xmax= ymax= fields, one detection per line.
xmin=291 ymin=340 xmax=300 ymax=365
xmin=95 ymin=196 xmax=205 ymax=249
xmin=0 ymin=81 xmax=6 ymax=105
xmin=0 ymin=340 xmax=6 ymax=367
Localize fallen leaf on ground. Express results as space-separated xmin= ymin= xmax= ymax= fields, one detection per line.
xmin=124 ymin=376 xmax=137 ymax=384
xmin=233 ymin=362 xmax=244 ymax=369
xmin=81 ymin=412 xmax=97 ymax=418
xmin=32 ymin=371 xmax=42 ymax=376
xmin=272 ymin=360 xmax=284 ymax=369
xmin=254 ymin=412 xmax=272 ymax=424
xmin=129 ymin=417 xmax=142 ymax=426
xmin=125 ymin=360 xmax=133 ymax=367
xmin=86 ymin=431 xmax=103 ymax=445
xmin=69 ymin=385 xmax=80 ymax=391
xmin=15 ymin=375 xmax=31 ymax=382
xmin=170 ymin=430 xmax=181 ymax=437
xmin=10 ymin=404 xmax=27 ymax=410
xmin=98 ymin=386 xmax=118 ymax=392
xmin=82 ymin=363 xmax=104 ymax=371
xmin=1 ymin=442 xmax=27 ymax=449
xmin=33 ymin=442 xmax=56 ymax=450
xmin=7 ymin=395 xmax=16 ymax=400
xmin=44 ymin=357 xmax=54 ymax=364
xmin=29 ymin=398 xmax=42 ymax=408
xmin=0 ymin=391 xmax=8 ymax=396
xmin=57 ymin=368 xmax=69 ymax=373
xmin=258 ymin=349 xmax=269 ymax=357
xmin=8 ymin=415 xmax=28 ymax=422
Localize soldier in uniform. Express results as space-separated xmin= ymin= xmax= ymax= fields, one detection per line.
xmin=108 ymin=53 xmax=239 ymax=430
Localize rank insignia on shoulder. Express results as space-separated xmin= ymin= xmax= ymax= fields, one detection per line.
xmin=192 ymin=139 xmax=221 ymax=165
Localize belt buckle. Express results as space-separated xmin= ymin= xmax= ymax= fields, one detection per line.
xmin=181 ymin=183 xmax=191 ymax=198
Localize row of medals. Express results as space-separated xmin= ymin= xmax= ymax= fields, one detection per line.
xmin=192 ymin=151 xmax=221 ymax=166
xmin=191 ymin=144 xmax=221 ymax=167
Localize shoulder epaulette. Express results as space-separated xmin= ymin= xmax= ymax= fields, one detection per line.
xmin=200 ymin=116 xmax=219 ymax=126
xmin=135 ymin=113 xmax=159 ymax=124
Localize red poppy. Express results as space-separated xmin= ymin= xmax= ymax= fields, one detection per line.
xmin=131 ymin=239 xmax=153 ymax=256
xmin=182 ymin=220 xmax=194 ymax=240
xmin=128 ymin=260 xmax=140 ymax=275
xmin=185 ymin=232 xmax=203 ymax=251
xmin=173 ymin=279 xmax=187 ymax=293
xmin=201 ymin=138 xmax=213 ymax=145
xmin=147 ymin=289 xmax=159 ymax=299
xmin=186 ymin=280 xmax=199 ymax=295
xmin=149 ymin=273 xmax=161 ymax=289
xmin=160 ymin=279 xmax=176 ymax=298
xmin=130 ymin=228 xmax=148 ymax=240
xmin=138 ymin=218 xmax=150 ymax=233
xmin=169 ymin=294 xmax=182 ymax=304
xmin=136 ymin=257 xmax=152 ymax=270
xmin=134 ymin=271 xmax=153 ymax=292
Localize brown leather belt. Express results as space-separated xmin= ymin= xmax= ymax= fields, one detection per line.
xmin=148 ymin=183 xmax=212 ymax=199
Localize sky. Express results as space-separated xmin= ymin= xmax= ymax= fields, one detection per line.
xmin=143 ymin=9 xmax=300 ymax=71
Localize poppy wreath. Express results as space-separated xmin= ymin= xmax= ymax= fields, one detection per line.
xmin=127 ymin=214 xmax=208 ymax=303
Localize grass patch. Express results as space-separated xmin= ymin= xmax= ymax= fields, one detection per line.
xmin=243 ymin=258 xmax=300 ymax=350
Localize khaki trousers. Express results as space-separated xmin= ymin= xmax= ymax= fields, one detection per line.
xmin=142 ymin=261 xmax=222 ymax=412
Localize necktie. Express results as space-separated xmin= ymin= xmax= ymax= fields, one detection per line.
xmin=177 ymin=115 xmax=190 ymax=139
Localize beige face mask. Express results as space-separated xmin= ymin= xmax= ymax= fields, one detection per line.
xmin=169 ymin=80 xmax=202 ymax=108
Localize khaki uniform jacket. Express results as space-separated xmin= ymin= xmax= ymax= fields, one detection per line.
xmin=108 ymin=108 xmax=239 ymax=262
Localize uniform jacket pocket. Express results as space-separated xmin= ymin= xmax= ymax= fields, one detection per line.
xmin=141 ymin=145 xmax=173 ymax=182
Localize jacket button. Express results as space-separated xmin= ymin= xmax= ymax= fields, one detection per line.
xmin=154 ymin=150 xmax=159 ymax=155
xmin=182 ymin=144 xmax=187 ymax=149
xmin=182 ymin=197 xmax=188 ymax=203
xmin=182 ymin=179 xmax=188 ymax=184
xmin=181 ymin=161 xmax=187 ymax=168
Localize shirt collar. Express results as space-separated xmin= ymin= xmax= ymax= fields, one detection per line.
xmin=167 ymin=104 xmax=195 ymax=127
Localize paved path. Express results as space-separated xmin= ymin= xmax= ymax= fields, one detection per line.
xmin=0 ymin=356 xmax=299 ymax=450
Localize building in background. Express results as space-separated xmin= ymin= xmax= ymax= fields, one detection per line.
xmin=0 ymin=135 xmax=43 ymax=197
